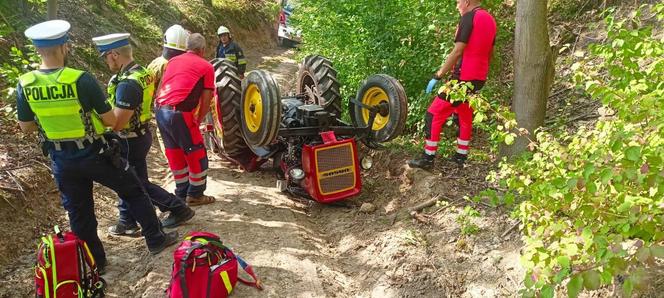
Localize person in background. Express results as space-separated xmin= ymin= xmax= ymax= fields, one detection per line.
xmin=408 ymin=0 xmax=496 ymax=170
xmin=92 ymin=33 xmax=195 ymax=236
xmin=16 ymin=21 xmax=178 ymax=270
xmin=148 ymin=24 xmax=190 ymax=155
xmin=155 ymin=33 xmax=216 ymax=206
xmin=148 ymin=24 xmax=190 ymax=95
xmin=215 ymin=25 xmax=247 ymax=79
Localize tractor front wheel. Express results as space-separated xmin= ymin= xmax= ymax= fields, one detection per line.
xmin=352 ymin=74 xmax=408 ymax=143
xmin=241 ymin=70 xmax=282 ymax=148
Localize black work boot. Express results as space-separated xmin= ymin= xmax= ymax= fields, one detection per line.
xmin=108 ymin=222 xmax=141 ymax=237
xmin=161 ymin=207 xmax=195 ymax=229
xmin=449 ymin=153 xmax=467 ymax=166
xmin=407 ymin=153 xmax=435 ymax=170
xmin=97 ymin=258 xmax=108 ymax=275
xmin=148 ymin=231 xmax=179 ymax=255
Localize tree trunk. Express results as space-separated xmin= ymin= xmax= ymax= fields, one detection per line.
xmin=47 ymin=0 xmax=58 ymax=20
xmin=503 ymin=0 xmax=554 ymax=157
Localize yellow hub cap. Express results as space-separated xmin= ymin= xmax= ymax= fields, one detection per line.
xmin=361 ymin=87 xmax=389 ymax=131
xmin=244 ymin=84 xmax=263 ymax=133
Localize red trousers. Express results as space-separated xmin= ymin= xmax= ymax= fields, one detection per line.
xmin=156 ymin=108 xmax=208 ymax=198
xmin=423 ymin=96 xmax=473 ymax=156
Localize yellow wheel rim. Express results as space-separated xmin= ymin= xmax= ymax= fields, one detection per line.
xmin=361 ymin=87 xmax=389 ymax=131
xmin=244 ymin=84 xmax=263 ymax=133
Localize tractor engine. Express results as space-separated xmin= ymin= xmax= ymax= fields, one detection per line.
xmin=278 ymin=99 xmax=362 ymax=203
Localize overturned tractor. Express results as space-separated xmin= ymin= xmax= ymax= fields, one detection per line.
xmin=203 ymin=55 xmax=407 ymax=203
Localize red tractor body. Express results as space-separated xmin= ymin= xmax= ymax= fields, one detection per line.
xmin=299 ymin=133 xmax=362 ymax=203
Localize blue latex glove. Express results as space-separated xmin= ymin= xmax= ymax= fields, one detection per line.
xmin=425 ymin=78 xmax=439 ymax=94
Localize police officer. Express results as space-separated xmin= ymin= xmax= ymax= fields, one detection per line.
xmin=16 ymin=21 xmax=178 ymax=268
xmin=215 ymin=25 xmax=247 ymax=79
xmin=92 ymin=33 xmax=195 ymax=236
xmin=408 ymin=0 xmax=496 ymax=169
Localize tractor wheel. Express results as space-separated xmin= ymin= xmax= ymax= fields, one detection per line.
xmin=296 ymin=55 xmax=342 ymax=117
xmin=241 ymin=70 xmax=281 ymax=147
xmin=352 ymin=74 xmax=408 ymax=143
xmin=208 ymin=58 xmax=248 ymax=156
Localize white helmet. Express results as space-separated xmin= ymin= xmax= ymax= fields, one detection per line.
xmin=163 ymin=24 xmax=189 ymax=51
xmin=217 ymin=25 xmax=230 ymax=36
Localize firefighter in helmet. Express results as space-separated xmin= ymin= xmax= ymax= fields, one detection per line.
xmin=215 ymin=25 xmax=247 ymax=79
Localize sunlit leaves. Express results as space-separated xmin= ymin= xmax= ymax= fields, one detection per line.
xmin=487 ymin=3 xmax=664 ymax=297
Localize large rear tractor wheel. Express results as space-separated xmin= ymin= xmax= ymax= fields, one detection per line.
xmin=241 ymin=70 xmax=282 ymax=148
xmin=207 ymin=58 xmax=248 ymax=156
xmin=352 ymin=74 xmax=408 ymax=143
xmin=296 ymin=55 xmax=342 ymax=117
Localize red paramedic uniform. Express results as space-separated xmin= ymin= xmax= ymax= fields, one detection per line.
xmin=155 ymin=52 xmax=215 ymax=199
xmin=424 ymin=7 xmax=496 ymax=159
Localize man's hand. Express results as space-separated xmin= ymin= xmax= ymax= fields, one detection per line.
xmin=197 ymin=89 xmax=214 ymax=122
xmin=426 ymin=79 xmax=439 ymax=94
xmin=112 ymin=108 xmax=135 ymax=132
xmin=99 ymin=110 xmax=117 ymax=128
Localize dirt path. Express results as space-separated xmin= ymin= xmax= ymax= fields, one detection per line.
xmin=0 ymin=47 xmax=524 ymax=298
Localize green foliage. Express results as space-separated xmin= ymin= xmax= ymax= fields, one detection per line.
xmin=213 ymin=0 xmax=279 ymax=29
xmin=105 ymin=0 xmax=162 ymax=45
xmin=293 ymin=0 xmax=510 ymax=130
xmin=456 ymin=206 xmax=481 ymax=236
xmin=486 ymin=4 xmax=664 ymax=296
xmin=0 ymin=45 xmax=39 ymax=103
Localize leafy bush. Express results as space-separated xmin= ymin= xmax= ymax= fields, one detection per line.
xmin=486 ymin=4 xmax=664 ymax=297
xmin=292 ymin=0 xmax=509 ymax=130
xmin=456 ymin=205 xmax=481 ymax=236
xmin=0 ymin=45 xmax=39 ymax=103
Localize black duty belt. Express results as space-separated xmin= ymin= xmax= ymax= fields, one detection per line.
xmin=117 ymin=126 xmax=149 ymax=139
xmin=50 ymin=135 xmax=106 ymax=151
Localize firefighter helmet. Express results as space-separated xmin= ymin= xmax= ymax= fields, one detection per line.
xmin=163 ymin=24 xmax=189 ymax=51
xmin=217 ymin=25 xmax=231 ymax=36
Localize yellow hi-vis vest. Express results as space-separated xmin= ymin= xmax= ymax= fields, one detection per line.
xmin=18 ymin=68 xmax=106 ymax=142
xmin=107 ymin=65 xmax=155 ymax=134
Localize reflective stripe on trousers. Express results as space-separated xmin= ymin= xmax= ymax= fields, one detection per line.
xmin=156 ymin=108 xmax=209 ymax=198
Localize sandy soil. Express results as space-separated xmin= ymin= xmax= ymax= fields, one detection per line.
xmin=0 ymin=47 xmax=524 ymax=298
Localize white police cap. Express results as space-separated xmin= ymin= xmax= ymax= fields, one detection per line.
xmin=24 ymin=20 xmax=71 ymax=47
xmin=92 ymin=33 xmax=131 ymax=55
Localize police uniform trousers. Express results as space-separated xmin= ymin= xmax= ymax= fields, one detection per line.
xmin=155 ymin=107 xmax=208 ymax=198
xmin=117 ymin=129 xmax=188 ymax=226
xmin=51 ymin=143 xmax=167 ymax=263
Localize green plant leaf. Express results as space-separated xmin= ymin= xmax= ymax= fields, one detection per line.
xmin=582 ymin=270 xmax=601 ymax=290
xmin=567 ymin=274 xmax=584 ymax=298
xmin=625 ymin=146 xmax=641 ymax=162
xmin=623 ymin=276 xmax=634 ymax=297
xmin=505 ymin=134 xmax=515 ymax=145
xmin=636 ymin=247 xmax=651 ymax=263
xmin=541 ymin=285 xmax=554 ymax=298
xmin=557 ymin=256 xmax=571 ymax=269
xmin=651 ymin=245 xmax=664 ymax=258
